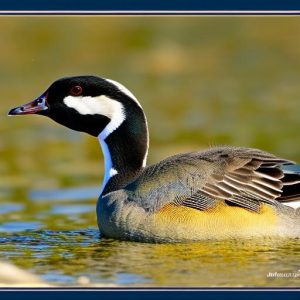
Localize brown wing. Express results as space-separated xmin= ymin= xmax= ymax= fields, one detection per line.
xmin=126 ymin=146 xmax=298 ymax=213
xmin=199 ymin=157 xmax=286 ymax=212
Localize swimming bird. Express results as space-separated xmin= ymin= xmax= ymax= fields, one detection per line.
xmin=8 ymin=76 xmax=300 ymax=242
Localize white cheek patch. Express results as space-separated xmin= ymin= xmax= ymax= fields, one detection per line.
xmin=64 ymin=95 xmax=125 ymax=195
xmin=63 ymin=95 xmax=125 ymax=138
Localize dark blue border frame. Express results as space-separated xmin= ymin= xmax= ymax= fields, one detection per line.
xmin=0 ymin=0 xmax=300 ymax=12
xmin=1 ymin=1 xmax=300 ymax=299
xmin=1 ymin=290 xmax=300 ymax=300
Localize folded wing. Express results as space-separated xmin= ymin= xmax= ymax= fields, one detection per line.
xmin=125 ymin=147 xmax=300 ymax=213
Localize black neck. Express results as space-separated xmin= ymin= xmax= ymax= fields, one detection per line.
xmin=100 ymin=105 xmax=148 ymax=195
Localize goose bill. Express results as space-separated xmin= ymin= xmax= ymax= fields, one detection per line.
xmin=8 ymin=94 xmax=49 ymax=116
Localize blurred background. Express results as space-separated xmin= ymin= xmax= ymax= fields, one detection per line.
xmin=0 ymin=17 xmax=300 ymax=286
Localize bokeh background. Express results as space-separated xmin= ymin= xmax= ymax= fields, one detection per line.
xmin=0 ymin=17 xmax=300 ymax=287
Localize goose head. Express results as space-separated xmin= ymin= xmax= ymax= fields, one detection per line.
xmin=9 ymin=75 xmax=149 ymax=194
xmin=8 ymin=75 xmax=143 ymax=138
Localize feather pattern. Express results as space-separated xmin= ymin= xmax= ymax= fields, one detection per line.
xmin=125 ymin=146 xmax=300 ymax=213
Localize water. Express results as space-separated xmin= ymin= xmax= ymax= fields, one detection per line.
xmin=0 ymin=182 xmax=300 ymax=287
xmin=0 ymin=198 xmax=300 ymax=287
xmin=1 ymin=17 xmax=300 ymax=287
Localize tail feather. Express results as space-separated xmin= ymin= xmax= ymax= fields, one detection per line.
xmin=279 ymin=164 xmax=300 ymax=208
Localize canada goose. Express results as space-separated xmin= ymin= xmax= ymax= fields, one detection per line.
xmin=8 ymin=76 xmax=300 ymax=242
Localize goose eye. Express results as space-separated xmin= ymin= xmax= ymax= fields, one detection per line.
xmin=70 ymin=85 xmax=83 ymax=96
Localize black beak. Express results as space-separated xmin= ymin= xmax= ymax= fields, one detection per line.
xmin=8 ymin=93 xmax=49 ymax=116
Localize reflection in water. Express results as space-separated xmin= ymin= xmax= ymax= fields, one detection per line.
xmin=1 ymin=220 xmax=300 ymax=286
xmin=0 ymin=221 xmax=42 ymax=232
xmin=30 ymin=186 xmax=100 ymax=202
xmin=0 ymin=203 xmax=24 ymax=215
xmin=87 ymin=238 xmax=300 ymax=287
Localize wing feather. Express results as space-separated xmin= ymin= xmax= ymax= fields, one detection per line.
xmin=125 ymin=146 xmax=300 ymax=213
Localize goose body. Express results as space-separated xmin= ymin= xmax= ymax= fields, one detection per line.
xmin=8 ymin=75 xmax=300 ymax=242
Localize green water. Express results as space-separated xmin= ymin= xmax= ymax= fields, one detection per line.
xmin=1 ymin=16 xmax=300 ymax=287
